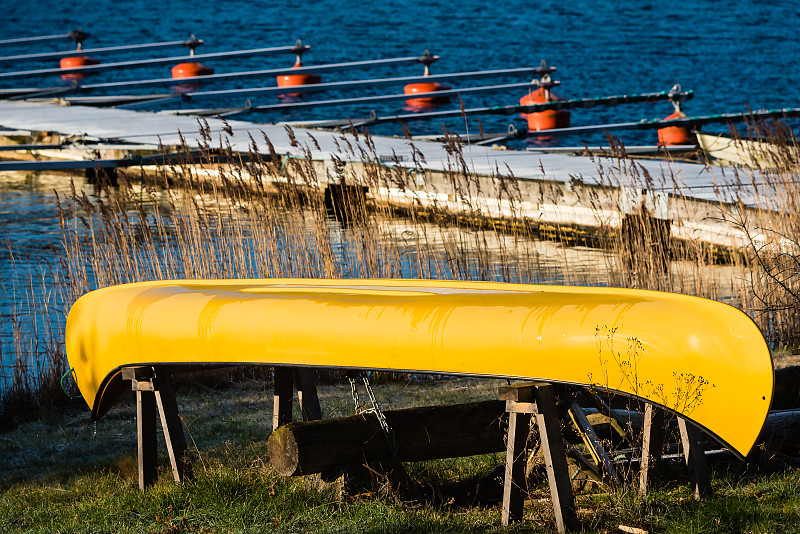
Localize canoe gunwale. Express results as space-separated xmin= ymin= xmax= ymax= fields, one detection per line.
xmin=92 ymin=360 xmax=763 ymax=461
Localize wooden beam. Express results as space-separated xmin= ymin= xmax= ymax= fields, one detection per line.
xmin=294 ymin=368 xmax=322 ymax=421
xmin=639 ymin=403 xmax=666 ymax=496
xmin=678 ymin=417 xmax=713 ymax=499
xmin=153 ymin=370 xmax=193 ymax=483
xmin=535 ymin=384 xmax=579 ymax=533
xmin=273 ymin=366 xmax=295 ymax=429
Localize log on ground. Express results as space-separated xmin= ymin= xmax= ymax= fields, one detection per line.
xmin=268 ymin=400 xmax=506 ymax=476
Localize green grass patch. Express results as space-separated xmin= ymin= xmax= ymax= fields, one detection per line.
xmin=2 ymin=379 xmax=799 ymax=533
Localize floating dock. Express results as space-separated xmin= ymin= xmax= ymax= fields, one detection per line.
xmin=0 ymin=100 xmax=767 ymax=250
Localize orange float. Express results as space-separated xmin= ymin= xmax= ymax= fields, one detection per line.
xmin=59 ymin=56 xmax=100 ymax=80
xmin=657 ymin=109 xmax=694 ymax=145
xmin=171 ymin=62 xmax=215 ymax=79
xmin=519 ymin=86 xmax=570 ymax=131
xmin=404 ymin=50 xmax=449 ymax=108
xmin=277 ymin=40 xmax=321 ymax=88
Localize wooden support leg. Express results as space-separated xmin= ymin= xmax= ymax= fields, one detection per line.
xmin=639 ymin=403 xmax=666 ymax=496
xmin=294 ymin=368 xmax=322 ymax=421
xmin=136 ymin=387 xmax=157 ymax=491
xmin=153 ymin=370 xmax=194 ymax=483
xmin=273 ymin=366 xmax=295 ymax=429
xmin=678 ymin=417 xmax=712 ymax=499
xmin=535 ymin=385 xmax=579 ymax=534
xmin=502 ymin=410 xmax=532 ymax=525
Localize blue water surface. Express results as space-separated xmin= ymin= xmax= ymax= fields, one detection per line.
xmin=1 ymin=0 xmax=798 ymax=146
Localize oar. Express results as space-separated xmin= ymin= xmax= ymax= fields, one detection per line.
xmin=0 ymin=37 xmax=205 ymax=65
xmin=523 ymin=107 xmax=800 ymax=136
xmin=167 ymin=81 xmax=558 ymax=117
xmin=281 ymin=89 xmax=695 ymax=128
xmin=0 ymin=44 xmax=311 ymax=79
xmin=0 ymin=31 xmax=78 ymax=46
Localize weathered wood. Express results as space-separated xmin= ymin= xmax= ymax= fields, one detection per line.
xmin=535 ymin=384 xmax=579 ymax=533
xmin=678 ymin=417 xmax=712 ymax=499
xmin=294 ymin=368 xmax=322 ymax=421
xmin=498 ymin=384 xmax=536 ymax=402
xmin=136 ymin=389 xmax=157 ymax=490
xmin=153 ymin=371 xmax=193 ymax=483
xmin=273 ymin=366 xmax=295 ymax=429
xmin=502 ymin=410 xmax=531 ymax=525
xmin=639 ymin=403 xmax=666 ymax=496
xmin=569 ymin=400 xmax=620 ymax=486
xmin=268 ymin=400 xmax=506 ymax=476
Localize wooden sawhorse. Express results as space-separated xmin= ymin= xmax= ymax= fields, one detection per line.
xmin=499 ymin=383 xmax=579 ymax=533
xmin=638 ymin=402 xmax=712 ymax=499
xmin=123 ymin=366 xmax=193 ymax=491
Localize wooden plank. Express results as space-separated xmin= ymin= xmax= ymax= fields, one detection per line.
xmin=136 ymin=389 xmax=157 ymax=490
xmin=678 ymin=417 xmax=713 ymax=499
xmin=153 ymin=370 xmax=194 ymax=483
xmin=569 ymin=400 xmax=620 ymax=486
xmin=639 ymin=403 xmax=666 ymax=495
xmin=294 ymin=368 xmax=322 ymax=421
xmin=501 ymin=410 xmax=531 ymax=525
xmin=273 ymin=367 xmax=295 ymax=429
xmin=535 ymin=385 xmax=579 ymax=533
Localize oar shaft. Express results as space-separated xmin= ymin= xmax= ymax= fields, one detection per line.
xmin=0 ymin=45 xmax=304 ymax=79
xmin=250 ymin=81 xmax=543 ymax=112
xmin=0 ymin=39 xmax=198 ymax=65
xmin=0 ymin=33 xmax=73 ymax=46
xmin=364 ymin=90 xmax=695 ymax=125
xmin=524 ymin=107 xmax=800 ymax=136
xmin=78 ymin=64 xmax=540 ymax=93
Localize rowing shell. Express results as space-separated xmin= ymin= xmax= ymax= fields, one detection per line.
xmin=65 ymin=279 xmax=773 ymax=457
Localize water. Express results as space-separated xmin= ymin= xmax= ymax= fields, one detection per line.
xmin=0 ymin=1 xmax=796 ymax=389
xmin=2 ymin=0 xmax=799 ymax=145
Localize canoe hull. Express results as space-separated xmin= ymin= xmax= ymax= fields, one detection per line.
xmin=66 ymin=279 xmax=773 ymax=458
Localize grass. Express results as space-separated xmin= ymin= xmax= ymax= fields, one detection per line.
xmin=2 ymin=378 xmax=799 ymax=533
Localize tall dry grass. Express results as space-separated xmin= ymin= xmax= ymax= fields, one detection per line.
xmin=1 ymin=120 xmax=798 ymax=422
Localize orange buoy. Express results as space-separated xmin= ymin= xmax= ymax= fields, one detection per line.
xmin=519 ymin=87 xmax=570 ymax=131
xmin=59 ymin=56 xmax=100 ymax=80
xmin=403 ymin=80 xmax=451 ymax=105
xmin=657 ymin=110 xmax=694 ymax=145
xmin=277 ymin=40 xmax=322 ymax=88
xmin=171 ymin=62 xmax=215 ymax=79
xmin=276 ymin=69 xmax=322 ymax=88
xmin=403 ymin=50 xmax=449 ymax=107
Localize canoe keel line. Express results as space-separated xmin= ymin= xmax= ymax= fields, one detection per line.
xmin=65 ymin=278 xmax=773 ymax=458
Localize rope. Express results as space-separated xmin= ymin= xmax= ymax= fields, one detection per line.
xmin=60 ymin=367 xmax=83 ymax=399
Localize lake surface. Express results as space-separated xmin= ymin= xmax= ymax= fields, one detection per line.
xmin=0 ymin=1 xmax=796 ymax=389
xmin=2 ymin=0 xmax=799 ymax=145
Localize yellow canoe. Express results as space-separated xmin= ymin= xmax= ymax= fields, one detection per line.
xmin=65 ymin=279 xmax=773 ymax=458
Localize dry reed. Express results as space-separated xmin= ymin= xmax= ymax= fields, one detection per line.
xmin=1 ymin=120 xmax=798 ymax=421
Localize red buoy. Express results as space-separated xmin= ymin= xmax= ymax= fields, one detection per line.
xmin=519 ymin=87 xmax=570 ymax=131
xmin=171 ymin=62 xmax=215 ymax=79
xmin=59 ymin=56 xmax=100 ymax=80
xmin=657 ymin=110 xmax=694 ymax=145
xmin=277 ymin=40 xmax=322 ymax=88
